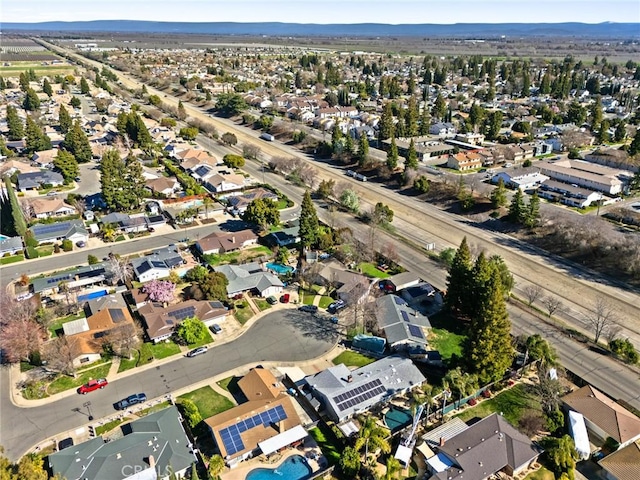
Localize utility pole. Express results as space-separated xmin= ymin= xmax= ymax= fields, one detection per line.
xmin=83 ymin=401 xmax=93 ymax=421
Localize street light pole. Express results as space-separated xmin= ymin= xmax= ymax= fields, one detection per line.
xmin=83 ymin=401 xmax=93 ymax=421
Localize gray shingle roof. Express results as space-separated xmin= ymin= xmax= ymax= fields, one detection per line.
xmin=376 ymin=295 xmax=431 ymax=347
xmin=214 ymin=263 xmax=283 ymax=296
xmin=17 ymin=170 xmax=64 ymax=190
xmin=29 ymin=219 xmax=87 ymax=243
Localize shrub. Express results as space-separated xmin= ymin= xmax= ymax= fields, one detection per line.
xmin=87 ymin=254 xmax=99 ymax=265
xmin=53 ymin=244 xmax=61 ymax=253
xmin=178 ymin=398 xmax=202 ymax=428
xmin=61 ymin=239 xmax=73 ymax=252
xmin=26 ymin=246 xmax=39 ymax=259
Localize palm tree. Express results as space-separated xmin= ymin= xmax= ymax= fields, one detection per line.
xmin=444 ymin=368 xmax=478 ymax=410
xmin=385 ymin=456 xmax=402 ymax=480
xmin=208 ymin=454 xmax=225 ymax=480
xmin=100 ymin=222 xmax=117 ymax=242
xmin=420 ymin=384 xmax=435 ymax=426
xmin=355 ymin=415 xmax=391 ymax=462
xmin=202 ymin=196 xmax=214 ymax=220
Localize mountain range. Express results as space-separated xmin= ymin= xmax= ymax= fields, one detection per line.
xmin=2 ymin=21 xmax=639 ymax=38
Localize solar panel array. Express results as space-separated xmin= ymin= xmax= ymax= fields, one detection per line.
xmin=394 ymin=296 xmax=406 ymax=305
xmin=33 ymin=222 xmax=71 ymax=235
xmin=168 ymin=306 xmax=196 ymax=321
xmin=333 ymin=379 xmax=385 ymax=412
xmin=219 ymin=405 xmax=287 ymax=456
xmin=109 ymin=308 xmax=125 ymax=323
xmin=401 ymin=311 xmax=410 ymax=322
xmin=407 ymin=324 xmax=424 ymax=339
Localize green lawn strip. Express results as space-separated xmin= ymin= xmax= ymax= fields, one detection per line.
xmin=95 ymin=417 xmax=130 ymax=436
xmin=357 ymin=262 xmax=391 ymax=278
xmin=137 ymin=401 xmax=172 ymax=417
xmin=187 ymin=329 xmax=214 ymax=349
xmin=20 ymin=361 xmax=37 ymax=372
xmin=47 ymin=362 xmax=112 ymax=395
xmin=233 ymin=300 xmax=254 ymax=325
xmin=454 ymin=384 xmax=539 ymax=426
xmin=524 ymin=466 xmax=554 ymax=480
xmin=35 ymin=245 xmax=54 ymax=257
xmin=117 ymin=343 xmax=155 ymax=373
xmin=204 ymin=245 xmax=272 ymax=266
xmin=308 ymin=425 xmax=341 ymax=465
xmin=318 ymin=296 xmax=333 ymax=309
xmin=0 ymin=255 xmax=24 ymax=265
xmin=428 ymin=328 xmax=466 ymax=361
xmin=301 ymin=290 xmax=316 ymax=305
xmin=332 ymin=351 xmax=375 ymax=367
xmin=254 ymin=299 xmax=272 ymax=311
xmin=22 ymin=380 xmax=50 ymax=400
xmin=148 ymin=341 xmax=182 ymax=359
xmin=48 ymin=312 xmax=86 ymax=338
xmin=216 ymin=376 xmax=242 ymax=396
xmin=178 ymin=386 xmax=234 ymax=419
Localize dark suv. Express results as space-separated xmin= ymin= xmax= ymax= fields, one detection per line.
xmin=298 ymin=305 xmax=318 ymax=313
xmin=115 ymin=393 xmax=147 ymax=410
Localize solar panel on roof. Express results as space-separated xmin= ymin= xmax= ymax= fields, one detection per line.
xmin=394 ymin=296 xmax=406 ymax=305
xmin=217 ymin=405 xmax=287 ymax=456
xmin=401 ymin=311 xmax=410 ymax=322
xmin=408 ymin=324 xmax=424 ymax=339
xmin=109 ymin=308 xmax=125 ymax=323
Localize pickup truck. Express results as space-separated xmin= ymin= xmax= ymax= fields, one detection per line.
xmin=115 ymin=393 xmax=147 ymax=410
xmin=77 ymin=378 xmax=108 ymax=394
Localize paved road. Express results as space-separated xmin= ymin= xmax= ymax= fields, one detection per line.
xmin=0 ymin=309 xmax=338 ymax=461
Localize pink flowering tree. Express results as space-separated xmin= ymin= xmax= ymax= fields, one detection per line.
xmin=142 ymin=279 xmax=175 ymax=303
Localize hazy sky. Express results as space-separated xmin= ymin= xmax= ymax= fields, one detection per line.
xmin=3 ymin=0 xmax=640 ymax=24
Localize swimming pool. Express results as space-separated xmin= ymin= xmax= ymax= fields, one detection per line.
xmin=0 ymin=234 xmax=8 ymax=241
xmin=246 ymin=455 xmax=312 ymax=480
xmin=384 ymin=406 xmax=413 ymax=432
xmin=266 ymin=262 xmax=295 ymax=275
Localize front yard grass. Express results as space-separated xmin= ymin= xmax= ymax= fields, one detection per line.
xmin=217 ymin=376 xmax=242 ymax=396
xmin=47 ymin=362 xmax=112 ymax=395
xmin=117 ymin=343 xmax=155 ymax=373
xmin=35 ymin=245 xmax=54 ymax=257
xmin=96 ymin=417 xmax=129 ymax=436
xmin=178 ymin=386 xmax=234 ymax=419
xmin=524 ymin=466 xmax=554 ymax=480
xmin=309 ymin=425 xmax=341 ymax=465
xmin=233 ymin=300 xmax=254 ymax=325
xmin=357 ymin=262 xmax=391 ymax=278
xmin=454 ymin=383 xmax=540 ymax=427
xmin=137 ymin=401 xmax=171 ymax=417
xmin=204 ymin=245 xmax=272 ymax=267
xmin=148 ymin=341 xmax=182 ymax=359
xmin=332 ymin=351 xmax=376 ymax=367
xmin=187 ymin=330 xmax=214 ymax=349
xmin=254 ymin=298 xmax=272 ymax=311
xmin=0 ymin=254 xmax=24 ymax=265
xmin=318 ymin=296 xmax=333 ymax=309
xmin=428 ymin=328 xmax=466 ymax=361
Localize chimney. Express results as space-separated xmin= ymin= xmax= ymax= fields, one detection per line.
xmin=148 ymin=455 xmax=156 ymax=468
xmin=347 ymin=375 xmax=353 ymax=383
xmin=232 ymin=236 xmax=236 ymax=244
xmin=440 ymin=437 xmax=445 ymax=447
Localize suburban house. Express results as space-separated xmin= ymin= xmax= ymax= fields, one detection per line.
xmin=100 ymin=212 xmax=166 ymax=233
xmin=225 ymin=187 xmax=279 ymax=215
xmin=145 ymin=176 xmax=180 ymax=196
xmin=17 ymin=170 xmax=64 ymax=191
xmin=24 ymin=197 xmax=76 ymax=219
xmin=28 ymin=219 xmax=88 ymax=245
xmin=84 ymin=292 xmax=128 ymax=316
xmin=203 ymin=173 xmax=246 ymax=193
xmin=302 ymin=355 xmax=425 ymax=422
xmin=421 ymin=414 xmax=540 ymax=480
xmin=31 ymin=262 xmax=113 ymax=295
xmin=131 ymin=246 xmax=185 ymax=283
xmin=313 ymin=259 xmax=370 ymax=304
xmin=139 ymin=300 xmax=228 ymax=343
xmin=491 ymin=171 xmax=550 ymax=190
xmin=31 ymin=148 xmax=58 ymax=168
xmin=538 ymin=159 xmax=624 ymax=195
xmin=447 ymin=152 xmax=482 ymax=171
xmin=262 ymin=225 xmax=301 ymax=248
xmin=205 ymin=367 xmax=306 ymax=466
xmin=380 ymin=271 xmax=421 ymax=293
xmin=599 ymin=440 xmax=640 ymax=480
xmin=430 ymin=122 xmax=457 ymax=137
xmin=214 ymin=263 xmax=284 ymax=298
xmin=562 ymin=385 xmax=640 ymax=450
xmin=0 ymin=159 xmax=40 ymax=177
xmin=48 ymin=406 xmax=196 ymax=480
xmin=196 ymin=229 xmax=258 ymax=256
xmin=0 ymin=236 xmax=23 ymax=256
xmin=374 ymin=294 xmax=431 ymax=350
xmin=62 ymin=306 xmax=136 ymax=366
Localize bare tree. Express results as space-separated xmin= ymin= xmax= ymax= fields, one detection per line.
xmin=542 ymin=296 xmax=563 ymax=318
xmin=242 ymin=144 xmax=261 ymax=160
xmin=109 ymin=255 xmax=133 ymax=286
xmin=380 ymin=242 xmax=400 ymax=266
xmin=587 ymin=296 xmax=618 ymax=344
xmin=106 ymin=323 xmax=142 ymax=360
xmin=524 ymin=285 xmax=543 ymax=307
xmin=0 ymin=309 xmax=47 ymax=363
xmin=44 ymin=336 xmax=81 ymax=377
xmin=605 ymin=322 xmax=622 ymax=345
xmin=298 ymin=164 xmax=319 ymax=189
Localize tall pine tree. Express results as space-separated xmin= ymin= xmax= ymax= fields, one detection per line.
xmin=58 ymin=104 xmax=72 ymax=134
xmin=445 ymin=237 xmax=473 ymax=316
xmin=25 ymin=116 xmax=52 ymax=154
xmin=357 ymin=135 xmax=369 ymax=167
xmin=64 ymin=120 xmax=93 ymax=163
xmin=508 ymin=189 xmax=526 ymax=224
xmin=6 ymin=105 xmax=24 ymax=140
xmin=386 ymin=136 xmax=399 ymax=170
xmin=405 ymin=139 xmax=418 ymax=170
xmin=298 ymin=190 xmax=319 ymax=252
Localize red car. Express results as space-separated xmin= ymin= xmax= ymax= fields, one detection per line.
xmin=78 ymin=378 xmax=108 ymax=394
xmin=280 ymin=293 xmax=290 ymax=303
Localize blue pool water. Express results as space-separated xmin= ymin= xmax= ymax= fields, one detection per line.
xmin=246 ymin=455 xmax=312 ymax=480
xmin=384 ymin=407 xmax=413 ymax=432
xmin=0 ymin=234 xmax=8 ymax=241
xmin=266 ymin=262 xmax=294 ymax=275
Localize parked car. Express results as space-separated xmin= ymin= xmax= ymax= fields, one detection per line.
xmin=298 ymin=305 xmax=318 ymax=313
xmin=210 ymin=324 xmax=222 ymax=334
xmin=46 ymin=191 xmax=58 ymax=196
xmin=186 ymin=346 xmax=208 ymax=357
xmin=147 ymin=227 xmax=155 ymax=233
xmin=266 ymin=296 xmax=278 ymax=305
xmin=330 ymin=316 xmax=339 ymax=324
xmin=328 ymin=300 xmax=346 ymax=313
xmin=280 ymin=293 xmax=290 ymax=303
xmin=115 ymin=393 xmax=147 ymax=410
xmin=58 ymin=438 xmax=74 ymax=451
xmin=76 ymin=240 xmax=86 ymax=248
xmin=77 ymin=378 xmax=108 ymax=394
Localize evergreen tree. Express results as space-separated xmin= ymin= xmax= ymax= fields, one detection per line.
xmin=53 ymin=150 xmax=79 ymax=184
xmin=445 ymin=237 xmax=473 ymax=315
xmin=42 ymin=78 xmax=53 ymax=97
xmin=0 ymin=76 xmax=6 ymax=90
xmin=344 ymin=133 xmax=354 ymax=156
xmin=58 ymin=104 xmax=71 ymax=134
xmin=629 ymin=129 xmax=640 ymax=156
xmin=466 ymin=263 xmax=514 ymax=383
xmin=540 ymin=71 xmax=551 ymax=95
xmin=419 ymin=107 xmax=431 ymax=135
xmin=331 ymin=125 xmax=343 ymax=154
xmin=614 ymin=121 xmax=626 ymax=142
xmin=524 ymin=191 xmax=540 ymax=228
xmin=406 ymin=96 xmax=419 ymax=137
xmin=431 ymin=92 xmax=446 ymax=120
xmin=123 ymin=156 xmax=146 ymax=209
xmin=386 ymin=136 xmax=399 ymax=170
xmin=405 ymin=138 xmax=418 ymax=170
xmin=298 ymin=190 xmax=319 ymax=251
xmin=100 ymin=149 xmax=126 ymax=211
xmin=490 ymin=178 xmax=508 ymax=209
xmin=80 ymin=77 xmax=90 ymax=94
xmin=357 ymin=134 xmax=369 ymax=167
xmin=64 ymin=120 xmax=92 ymax=163
xmin=485 ymin=111 xmax=503 ymax=140
xmin=22 ymin=87 xmax=40 ymax=111
xmin=590 ymin=96 xmax=603 ymax=131
xmin=596 ymin=119 xmax=610 ymax=144
xmin=24 ymin=116 xmax=52 ymax=154
xmin=508 ymin=189 xmax=526 ymax=224
xmin=521 ymin=69 xmax=530 ymax=97
xmin=6 ymin=105 xmax=24 ymax=140
xmin=378 ymin=102 xmax=394 ymax=141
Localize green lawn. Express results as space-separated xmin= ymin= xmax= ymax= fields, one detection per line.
xmin=48 ymin=312 xmax=86 ymax=338
xmin=332 ymin=351 xmax=376 ymax=367
xmin=0 ymin=255 xmax=24 ymax=265
xmin=524 ymin=466 xmax=554 ymax=480
xmin=233 ymin=300 xmax=254 ymax=325
xmin=137 ymin=401 xmax=171 ymax=417
xmin=47 ymin=362 xmax=112 ymax=395
xmin=309 ymin=425 xmax=341 ymax=465
xmin=358 ymin=262 xmax=391 ymax=279
xmin=429 ymin=328 xmax=466 ymax=361
xmin=216 ymin=376 xmax=242 ymax=396
xmin=254 ymin=298 xmax=273 ymax=311
xmin=96 ymin=417 xmax=129 ymax=436
xmin=148 ymin=341 xmax=182 ymax=359
xmin=318 ymin=296 xmax=334 ymax=309
xmin=187 ymin=329 xmax=214 ymax=349
xmin=454 ymin=384 xmax=540 ymax=426
xmin=300 ymin=290 xmax=316 ymax=305
xmin=204 ymin=245 xmax=272 ymax=266
xmin=178 ymin=386 xmax=234 ymax=419
xmin=117 ymin=343 xmax=155 ymax=373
